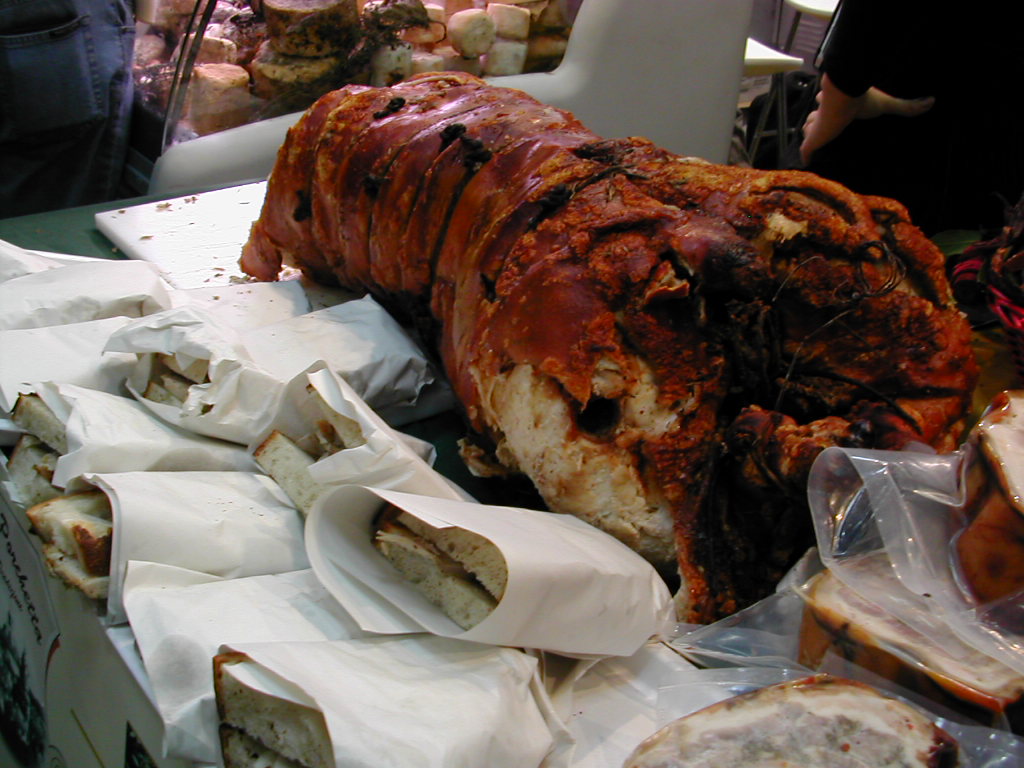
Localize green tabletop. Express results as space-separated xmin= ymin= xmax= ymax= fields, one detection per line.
xmin=0 ymin=199 xmax=135 ymax=259
xmin=0 ymin=186 xmax=230 ymax=259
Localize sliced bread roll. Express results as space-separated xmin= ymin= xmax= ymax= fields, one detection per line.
xmin=253 ymin=430 xmax=326 ymax=517
xmin=253 ymin=385 xmax=366 ymax=516
xmin=214 ymin=651 xmax=333 ymax=768
xmin=6 ymin=433 xmax=61 ymax=507
xmin=27 ymin=490 xmax=113 ymax=599
xmin=12 ymin=392 xmax=67 ymax=454
xmin=373 ymin=506 xmax=506 ymax=629
xmin=39 ymin=543 xmax=109 ymax=600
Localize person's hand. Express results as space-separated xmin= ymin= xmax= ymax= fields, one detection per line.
xmin=800 ymin=74 xmax=934 ymax=165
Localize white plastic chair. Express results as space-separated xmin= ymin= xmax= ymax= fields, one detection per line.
xmin=743 ymin=37 xmax=803 ymax=78
xmin=149 ymin=0 xmax=753 ymax=195
xmin=781 ymin=0 xmax=838 ymax=53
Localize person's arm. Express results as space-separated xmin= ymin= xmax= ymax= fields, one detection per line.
xmin=800 ymin=73 xmax=935 ymax=165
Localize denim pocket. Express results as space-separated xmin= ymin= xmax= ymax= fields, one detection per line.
xmin=0 ymin=13 xmax=103 ymax=142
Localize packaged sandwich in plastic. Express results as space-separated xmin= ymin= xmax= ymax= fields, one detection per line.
xmin=305 ymin=485 xmax=675 ymax=658
xmin=804 ymin=390 xmax=1024 ymax=716
xmin=251 ymin=366 xmax=465 ymax=517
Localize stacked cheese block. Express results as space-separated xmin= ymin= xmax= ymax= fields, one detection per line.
xmin=392 ymin=0 xmax=572 ymax=83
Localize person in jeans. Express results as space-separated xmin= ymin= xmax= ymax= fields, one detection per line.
xmin=0 ymin=0 xmax=135 ymax=218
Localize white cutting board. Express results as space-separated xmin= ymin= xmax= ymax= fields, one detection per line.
xmin=94 ymin=182 xmax=267 ymax=290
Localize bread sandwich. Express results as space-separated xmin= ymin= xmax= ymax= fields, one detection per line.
xmin=253 ymin=384 xmax=366 ymax=516
xmin=372 ymin=504 xmax=507 ymax=630
xmin=214 ymin=651 xmax=333 ymax=768
xmin=25 ymin=490 xmax=113 ymax=599
xmin=141 ymin=353 xmax=211 ymax=408
xmin=7 ymin=393 xmax=67 ymax=505
xmin=799 ymin=565 xmax=1024 ymax=731
xmin=6 ymin=433 xmax=61 ymax=507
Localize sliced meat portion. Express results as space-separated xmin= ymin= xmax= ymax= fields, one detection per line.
xmin=624 ymin=675 xmax=960 ymax=768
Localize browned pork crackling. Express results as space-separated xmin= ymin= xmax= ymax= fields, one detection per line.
xmin=241 ymin=72 xmax=977 ymax=622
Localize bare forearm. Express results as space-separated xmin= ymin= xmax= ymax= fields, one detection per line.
xmin=800 ymin=74 xmax=865 ymax=164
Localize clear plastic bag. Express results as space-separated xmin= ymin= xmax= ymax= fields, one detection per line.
xmin=807 ymin=442 xmax=1024 ymax=676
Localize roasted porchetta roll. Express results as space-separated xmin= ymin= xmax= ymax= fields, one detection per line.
xmin=623 ymin=675 xmax=960 ymax=767
xmin=241 ymin=73 xmax=978 ymax=622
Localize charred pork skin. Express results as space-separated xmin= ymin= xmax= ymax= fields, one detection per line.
xmin=242 ymin=74 xmax=978 ymax=622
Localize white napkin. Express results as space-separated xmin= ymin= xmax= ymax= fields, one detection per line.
xmin=87 ymin=470 xmax=308 ymax=625
xmin=238 ymin=294 xmax=435 ymax=414
xmin=0 ymin=238 xmax=93 ymax=282
xmin=168 ymin=279 xmax=311 ymax=329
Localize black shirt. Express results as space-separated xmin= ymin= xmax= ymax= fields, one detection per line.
xmin=805 ymin=1 xmax=1024 ymax=235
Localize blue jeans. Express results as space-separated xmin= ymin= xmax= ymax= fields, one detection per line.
xmin=0 ymin=0 xmax=134 ymax=217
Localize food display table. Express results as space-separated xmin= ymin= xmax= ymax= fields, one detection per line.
xmin=0 ymin=189 xmax=509 ymax=768
xmin=2 ymin=180 xmax=1023 ymax=768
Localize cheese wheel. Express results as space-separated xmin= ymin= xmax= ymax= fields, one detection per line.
xmin=486 ymin=3 xmax=529 ymax=40
xmin=448 ymin=8 xmax=496 ymax=58
xmin=482 ymin=39 xmax=526 ymax=76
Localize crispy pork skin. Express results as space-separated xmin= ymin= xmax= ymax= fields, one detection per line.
xmin=241 ymin=74 xmax=977 ymax=621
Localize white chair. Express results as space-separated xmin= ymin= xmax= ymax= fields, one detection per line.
xmin=489 ymin=0 xmax=752 ymax=162
xmin=149 ymin=0 xmax=754 ymax=195
xmin=743 ymin=37 xmax=804 ymax=166
xmin=780 ymin=0 xmax=838 ymax=54
xmin=743 ymin=37 xmax=803 ymax=78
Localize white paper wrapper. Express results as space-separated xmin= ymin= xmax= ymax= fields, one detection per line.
xmin=238 ymin=295 xmax=435 ymax=414
xmin=256 ymin=366 xmax=468 ymax=506
xmin=87 ymin=470 xmax=309 ymax=625
xmin=168 ymin=279 xmax=312 ymax=329
xmin=306 ymin=486 xmax=675 ymax=657
xmin=106 ymin=295 xmax=444 ymax=445
xmin=0 ymin=316 xmax=138 ymax=412
xmin=0 ymin=258 xmax=173 ymax=330
xmin=122 ymin=564 xmax=368 ymax=763
xmin=0 ymin=238 xmax=94 ymax=282
xmin=32 ymin=382 xmax=255 ymax=489
xmin=104 ymin=305 xmax=282 ymax=445
xmin=218 ymin=635 xmax=562 ymax=768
